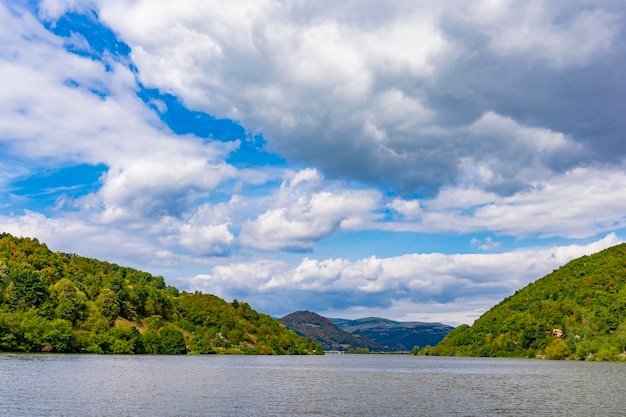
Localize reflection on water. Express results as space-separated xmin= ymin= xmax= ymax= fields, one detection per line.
xmin=1 ymin=354 xmax=625 ymax=417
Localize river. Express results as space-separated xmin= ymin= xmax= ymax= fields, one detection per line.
xmin=1 ymin=354 xmax=625 ymax=416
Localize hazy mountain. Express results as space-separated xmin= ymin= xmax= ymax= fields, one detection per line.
xmin=331 ymin=317 xmax=454 ymax=351
xmin=280 ymin=310 xmax=382 ymax=351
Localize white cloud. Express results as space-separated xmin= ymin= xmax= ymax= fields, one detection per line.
xmin=239 ymin=169 xmax=381 ymax=251
xmin=320 ymin=298 xmax=492 ymax=327
xmin=0 ymin=204 xmax=237 ymax=266
xmin=189 ymin=234 xmax=622 ymax=324
xmin=466 ymin=167 xmax=626 ymax=238
xmin=3 ymin=1 xmax=626 ymax=327
xmin=176 ymin=202 xmax=235 ymax=256
xmin=0 ymin=3 xmax=242 ymax=253
xmin=425 ymin=186 xmax=496 ymax=212
xmin=457 ymin=2 xmax=619 ymax=67
xmin=388 ymin=198 xmax=422 ymax=219
xmin=470 ymin=237 xmax=500 ymax=251
xmin=54 ymin=0 xmax=624 ymax=197
xmin=191 ymin=259 xmax=289 ymax=300
xmin=383 ymin=165 xmax=626 ymax=239
xmin=38 ymin=0 xmax=94 ymax=20
xmin=96 ymin=150 xmax=237 ymax=221
xmin=0 ymin=4 xmax=295 ymax=262
xmin=65 ymin=1 xmax=454 ymax=191
xmin=0 ymin=211 xmax=167 ymax=266
xmin=2 ymin=3 xmax=624 ymax=259
xmin=179 ymin=223 xmax=233 ymax=256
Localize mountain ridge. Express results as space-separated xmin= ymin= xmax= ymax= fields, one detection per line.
xmin=330 ymin=317 xmax=454 ymax=351
xmin=280 ymin=310 xmax=453 ymax=352
xmin=279 ymin=310 xmax=381 ymax=351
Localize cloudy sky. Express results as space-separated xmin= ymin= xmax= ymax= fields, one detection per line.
xmin=2 ymin=0 xmax=625 ymax=325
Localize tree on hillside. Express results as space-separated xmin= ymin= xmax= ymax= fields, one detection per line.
xmin=0 ymin=233 xmax=323 ymax=355
xmin=428 ymin=243 xmax=626 ymax=361
xmin=95 ymin=288 xmax=120 ymax=326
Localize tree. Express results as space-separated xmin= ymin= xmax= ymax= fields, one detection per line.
xmin=42 ymin=319 xmax=74 ymax=352
xmin=159 ymin=327 xmax=187 ymax=354
xmin=544 ymin=338 xmax=570 ymax=360
xmin=51 ymin=278 xmax=88 ymax=324
xmin=0 ymin=233 xmax=327 ymax=355
xmin=189 ymin=333 xmax=216 ymax=354
xmin=0 ymin=260 xmax=7 ymax=280
xmin=95 ymin=288 xmax=120 ymax=326
xmin=3 ymin=268 xmax=49 ymax=309
xmin=142 ymin=331 xmax=161 ymax=354
xmin=0 ymin=311 xmax=20 ymax=351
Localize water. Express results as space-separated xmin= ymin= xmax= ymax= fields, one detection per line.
xmin=1 ymin=354 xmax=625 ymax=417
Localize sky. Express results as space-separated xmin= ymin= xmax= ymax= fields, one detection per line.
xmin=1 ymin=0 xmax=626 ymax=325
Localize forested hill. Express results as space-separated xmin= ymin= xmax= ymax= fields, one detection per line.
xmin=0 ymin=233 xmax=323 ymax=355
xmin=280 ymin=310 xmax=382 ymax=352
xmin=427 ymin=243 xmax=626 ymax=361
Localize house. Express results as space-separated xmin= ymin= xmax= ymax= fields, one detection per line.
xmin=551 ymin=328 xmax=564 ymax=338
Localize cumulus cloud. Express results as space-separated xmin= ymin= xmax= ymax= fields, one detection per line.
xmin=57 ymin=0 xmax=626 ymax=196
xmin=0 ymin=211 xmax=170 ymax=266
xmin=4 ymin=1 xmax=626 ymax=326
xmin=190 ymin=234 xmax=622 ymax=324
xmin=239 ymin=169 xmax=381 ymax=251
xmin=0 ymin=13 xmax=148 ymax=165
xmin=0 ymin=204 xmax=236 ymax=266
xmin=388 ymin=198 xmax=422 ymax=219
xmin=456 ymin=2 xmax=619 ymax=67
xmin=470 ymin=237 xmax=500 ymax=251
xmin=384 ymin=165 xmax=626 ymax=239
xmin=1 ymin=6 xmax=237 ymax=170
xmin=177 ymin=203 xmax=235 ymax=256
xmin=0 ymin=4 xmax=245 ymax=259
xmin=96 ymin=149 xmax=236 ymax=221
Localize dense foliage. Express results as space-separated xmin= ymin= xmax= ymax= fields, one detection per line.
xmin=280 ymin=311 xmax=382 ymax=351
xmin=425 ymin=244 xmax=626 ymax=361
xmin=330 ymin=317 xmax=453 ymax=351
xmin=0 ymin=233 xmax=323 ymax=355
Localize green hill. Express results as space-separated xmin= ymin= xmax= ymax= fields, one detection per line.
xmin=0 ymin=233 xmax=323 ymax=355
xmin=280 ymin=311 xmax=382 ymax=351
xmin=330 ymin=317 xmax=453 ymax=351
xmin=427 ymin=243 xmax=626 ymax=361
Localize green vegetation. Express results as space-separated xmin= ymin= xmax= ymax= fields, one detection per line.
xmin=427 ymin=243 xmax=626 ymax=361
xmin=346 ymin=347 xmax=370 ymax=354
xmin=0 ymin=233 xmax=323 ymax=355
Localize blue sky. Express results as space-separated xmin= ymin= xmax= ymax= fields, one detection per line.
xmin=2 ymin=1 xmax=626 ymax=325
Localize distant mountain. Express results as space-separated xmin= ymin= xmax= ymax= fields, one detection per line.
xmin=280 ymin=311 xmax=382 ymax=351
xmin=429 ymin=243 xmax=626 ymax=361
xmin=331 ymin=317 xmax=454 ymax=351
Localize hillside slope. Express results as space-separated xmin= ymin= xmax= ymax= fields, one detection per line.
xmin=280 ymin=311 xmax=381 ymax=351
xmin=428 ymin=243 xmax=626 ymax=361
xmin=331 ymin=317 xmax=453 ymax=351
xmin=0 ymin=233 xmax=322 ymax=355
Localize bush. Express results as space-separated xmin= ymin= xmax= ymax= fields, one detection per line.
xmin=159 ymin=327 xmax=187 ymax=354
xmin=544 ymin=338 xmax=570 ymax=360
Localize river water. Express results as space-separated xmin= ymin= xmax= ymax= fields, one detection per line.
xmin=1 ymin=354 xmax=625 ymax=416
